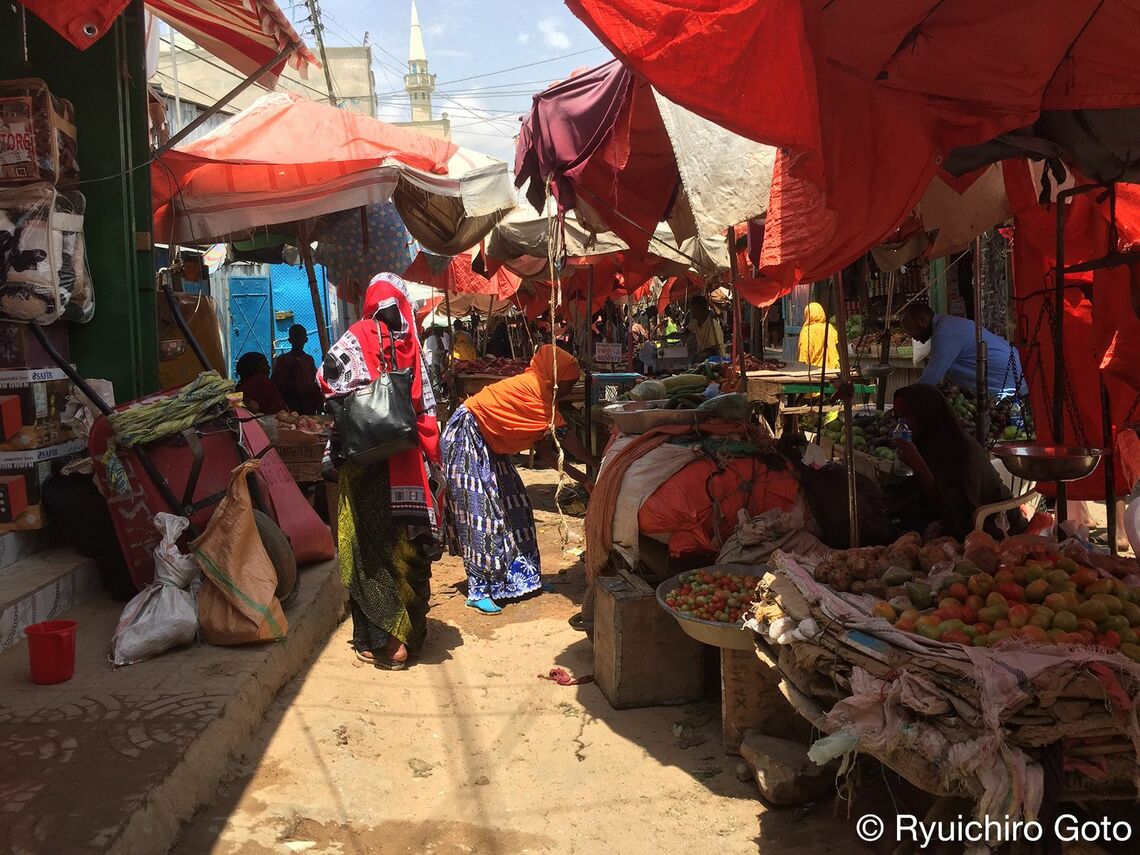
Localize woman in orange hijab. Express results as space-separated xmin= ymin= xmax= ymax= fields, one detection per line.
xmin=442 ymin=345 xmax=596 ymax=614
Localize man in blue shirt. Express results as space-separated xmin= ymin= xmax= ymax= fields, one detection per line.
xmin=899 ymin=303 xmax=1026 ymax=396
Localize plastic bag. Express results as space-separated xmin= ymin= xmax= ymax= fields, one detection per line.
xmin=194 ymin=461 xmax=288 ymax=645
xmin=0 ymin=79 xmax=79 ymax=185
xmin=0 ymin=183 xmax=92 ymax=324
xmin=109 ymin=513 xmax=200 ymax=665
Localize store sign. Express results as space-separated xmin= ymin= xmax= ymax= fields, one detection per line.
xmin=594 ymin=342 xmax=622 ymax=364
xmin=0 ymin=97 xmax=36 ymax=175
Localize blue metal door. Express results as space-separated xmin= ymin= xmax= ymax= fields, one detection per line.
xmin=269 ymin=264 xmax=330 ymax=364
xmin=228 ymin=275 xmax=273 ymax=374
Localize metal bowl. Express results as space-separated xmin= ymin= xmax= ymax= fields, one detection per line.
xmin=858 ymin=362 xmax=894 ymax=380
xmin=992 ymin=443 xmax=1102 ymax=482
xmin=655 ymin=564 xmax=770 ymax=650
xmin=603 ymin=400 xmax=711 ymax=434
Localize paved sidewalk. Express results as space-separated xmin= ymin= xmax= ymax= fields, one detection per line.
xmin=0 ymin=558 xmax=345 ymax=855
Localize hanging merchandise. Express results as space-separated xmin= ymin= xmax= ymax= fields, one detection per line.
xmin=0 ymin=183 xmax=92 ymax=323
xmin=0 ymin=79 xmax=79 ymax=186
xmin=315 ymin=202 xmax=415 ymax=303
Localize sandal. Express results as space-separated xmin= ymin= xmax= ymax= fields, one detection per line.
xmin=466 ymin=597 xmax=503 ymax=614
xmin=355 ymin=645 xmax=409 ymax=671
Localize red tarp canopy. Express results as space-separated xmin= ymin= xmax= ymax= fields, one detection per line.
xmin=19 ymin=0 xmax=317 ymax=84
xmin=1003 ymin=161 xmax=1140 ymax=499
xmin=566 ymin=0 xmax=1140 ymax=297
xmin=152 ymin=93 xmax=458 ymax=243
xmin=515 ymin=60 xmax=679 ymax=253
xmin=403 ymin=252 xmax=520 ymax=300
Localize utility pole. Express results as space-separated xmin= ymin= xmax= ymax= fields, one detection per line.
xmin=167 ymin=24 xmax=182 ymax=133
xmin=305 ymin=0 xmax=338 ymax=107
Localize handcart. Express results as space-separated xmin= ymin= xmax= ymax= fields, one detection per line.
xmin=30 ymin=284 xmax=334 ymax=605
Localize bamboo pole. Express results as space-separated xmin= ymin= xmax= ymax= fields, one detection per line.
xmin=296 ymin=222 xmax=330 ymax=354
xmin=833 ymin=271 xmax=860 ymax=547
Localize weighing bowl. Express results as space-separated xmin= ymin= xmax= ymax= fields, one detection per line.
xmin=992 ymin=443 xmax=1102 ymax=482
xmin=655 ymin=564 xmax=770 ymax=650
xmin=858 ymin=363 xmax=894 ymax=380
xmin=603 ymin=400 xmax=712 ymax=434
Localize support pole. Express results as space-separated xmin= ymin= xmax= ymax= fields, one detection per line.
xmin=1102 ymin=378 xmax=1117 ymax=554
xmin=876 ymin=271 xmax=895 ymax=411
xmin=833 ymin=271 xmax=860 ymax=547
xmin=296 ymin=222 xmax=331 ymax=354
xmin=727 ymin=228 xmax=747 ymax=385
xmin=584 ymin=266 xmax=595 ymax=457
xmin=974 ymin=236 xmax=989 ymax=444
xmin=305 ymin=0 xmax=339 ymax=107
xmin=1055 ymin=193 xmax=1069 ymax=525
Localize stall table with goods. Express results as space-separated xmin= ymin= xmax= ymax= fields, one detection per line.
xmin=812 ymin=380 xmax=1035 ymax=482
xmin=749 ymin=531 xmax=1140 ymax=822
xmin=272 ymin=410 xmax=332 ymax=485
xmin=587 ymin=373 xmax=812 ymax=730
xmin=449 ymin=357 xmax=530 ymax=400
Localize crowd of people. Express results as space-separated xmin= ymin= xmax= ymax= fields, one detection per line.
xmin=231 ymin=273 xmax=1032 ymax=671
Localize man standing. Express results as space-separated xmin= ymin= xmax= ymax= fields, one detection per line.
xmin=687 ymin=295 xmax=725 ymax=359
xmin=272 ymin=324 xmax=323 ymax=414
xmin=899 ymin=303 xmax=1026 ymax=396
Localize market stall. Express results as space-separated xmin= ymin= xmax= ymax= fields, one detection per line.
xmin=751 ymin=533 xmax=1140 ymax=817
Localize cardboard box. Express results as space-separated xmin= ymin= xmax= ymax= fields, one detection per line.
xmin=0 ymin=377 xmax=73 ymax=451
xmin=593 ymin=568 xmax=707 ymax=709
xmin=0 ymin=321 xmax=70 ymax=369
xmin=0 ymin=474 xmax=28 ymax=522
xmin=0 ymin=438 xmax=83 ymax=530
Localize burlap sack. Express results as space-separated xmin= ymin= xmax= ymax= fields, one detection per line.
xmin=193 ymin=461 xmax=288 ymax=645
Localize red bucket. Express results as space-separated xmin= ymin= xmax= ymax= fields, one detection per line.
xmin=25 ymin=620 xmax=78 ymax=684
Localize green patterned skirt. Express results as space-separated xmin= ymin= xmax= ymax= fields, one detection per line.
xmin=338 ymin=462 xmax=432 ymax=654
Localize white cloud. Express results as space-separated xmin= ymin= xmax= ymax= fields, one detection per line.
xmin=425 ymin=22 xmax=450 ymax=38
xmin=517 ymin=32 xmax=531 ymax=45
xmin=537 ymin=18 xmax=572 ymax=50
xmin=434 ymin=48 xmax=473 ymax=58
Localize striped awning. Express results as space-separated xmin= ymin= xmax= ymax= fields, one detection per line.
xmin=19 ymin=0 xmax=316 ymax=85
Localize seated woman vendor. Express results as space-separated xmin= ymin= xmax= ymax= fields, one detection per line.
xmin=890 ymin=383 xmax=1028 ymax=540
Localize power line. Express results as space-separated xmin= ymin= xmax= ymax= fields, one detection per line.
xmin=158 ymin=36 xmax=333 ymax=104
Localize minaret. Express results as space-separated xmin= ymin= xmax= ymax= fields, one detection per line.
xmin=405 ymin=1 xmax=435 ymax=123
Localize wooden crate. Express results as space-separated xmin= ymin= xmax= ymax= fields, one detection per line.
xmin=720 ymin=647 xmax=811 ymax=755
xmin=593 ymin=568 xmax=706 ymax=709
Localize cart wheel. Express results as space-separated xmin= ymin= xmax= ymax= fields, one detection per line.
xmin=254 ymin=510 xmax=299 ymax=609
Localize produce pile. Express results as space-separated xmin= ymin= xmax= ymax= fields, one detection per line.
xmin=815 ymin=381 xmax=1034 ymax=461
xmin=757 ymin=540 xmax=1140 ymax=811
xmin=663 ymin=568 xmax=756 ymax=624
xmin=814 ymin=531 xmax=1140 ymax=655
xmin=851 ymin=326 xmax=911 ymax=353
xmin=451 ymin=357 xmax=528 ymax=377
xmin=628 ymin=372 xmax=749 ymax=416
xmin=940 ymin=382 xmax=1034 ymax=441
xmin=274 ymin=411 xmax=331 ymax=435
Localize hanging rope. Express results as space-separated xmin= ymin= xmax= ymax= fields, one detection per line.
xmin=544 ymin=179 xmax=571 ymax=546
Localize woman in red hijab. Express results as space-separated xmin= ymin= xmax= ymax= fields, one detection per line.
xmin=318 ymin=274 xmax=442 ymax=669
xmin=443 ymin=345 xmax=596 ymax=614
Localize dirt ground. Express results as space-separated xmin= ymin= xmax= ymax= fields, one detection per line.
xmin=173 ymin=467 xmax=880 ymax=855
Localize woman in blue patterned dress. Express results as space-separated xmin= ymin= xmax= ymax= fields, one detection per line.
xmin=442 ymin=345 xmax=595 ymax=614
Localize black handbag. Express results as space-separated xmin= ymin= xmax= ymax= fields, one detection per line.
xmin=331 ymin=324 xmax=419 ymax=466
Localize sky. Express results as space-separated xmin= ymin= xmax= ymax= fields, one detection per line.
xmin=292 ymin=0 xmax=611 ymax=165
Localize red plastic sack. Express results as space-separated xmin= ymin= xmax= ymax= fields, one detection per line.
xmin=638 ymin=458 xmax=799 ymax=558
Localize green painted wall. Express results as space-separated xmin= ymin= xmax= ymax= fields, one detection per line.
xmin=0 ymin=1 xmax=157 ymax=400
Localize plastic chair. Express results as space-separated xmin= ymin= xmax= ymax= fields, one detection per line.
xmin=973 ymin=457 xmax=1039 ymax=535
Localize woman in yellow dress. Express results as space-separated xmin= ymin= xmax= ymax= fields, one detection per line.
xmin=797 ymin=302 xmax=840 ymax=370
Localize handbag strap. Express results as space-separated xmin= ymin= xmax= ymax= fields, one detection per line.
xmin=374 ymin=319 xmax=401 ymax=375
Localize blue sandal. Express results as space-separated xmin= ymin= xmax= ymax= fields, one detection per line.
xmin=466 ymin=597 xmax=502 ymax=615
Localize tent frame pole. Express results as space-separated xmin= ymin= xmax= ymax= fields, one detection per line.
xmin=727 ymin=228 xmax=747 ymax=386
xmin=974 ymin=236 xmax=989 ymax=443
xmin=834 ymin=270 xmax=860 ymax=547
xmin=296 ymin=221 xmax=331 ymax=354
xmin=585 ymin=266 xmax=595 ymax=457
xmin=156 ymin=44 xmax=296 ymax=154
